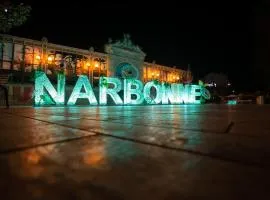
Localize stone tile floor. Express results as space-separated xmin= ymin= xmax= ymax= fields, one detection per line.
xmin=0 ymin=105 xmax=270 ymax=199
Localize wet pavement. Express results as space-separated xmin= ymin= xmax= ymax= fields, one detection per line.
xmin=0 ymin=105 xmax=270 ymax=199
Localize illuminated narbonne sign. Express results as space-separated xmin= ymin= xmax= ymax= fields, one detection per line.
xmin=34 ymin=71 xmax=210 ymax=106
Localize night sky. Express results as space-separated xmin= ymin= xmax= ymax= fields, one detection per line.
xmin=8 ymin=1 xmax=256 ymax=90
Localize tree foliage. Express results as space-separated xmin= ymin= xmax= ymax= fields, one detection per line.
xmin=203 ymin=73 xmax=228 ymax=87
xmin=0 ymin=3 xmax=31 ymax=33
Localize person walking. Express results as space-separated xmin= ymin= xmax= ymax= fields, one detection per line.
xmin=0 ymin=74 xmax=9 ymax=108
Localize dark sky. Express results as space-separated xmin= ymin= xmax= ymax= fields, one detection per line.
xmin=9 ymin=0 xmax=254 ymax=90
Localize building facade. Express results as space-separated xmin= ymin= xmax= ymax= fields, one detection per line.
xmin=0 ymin=34 xmax=192 ymax=85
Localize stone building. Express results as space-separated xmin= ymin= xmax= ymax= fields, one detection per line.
xmin=0 ymin=34 xmax=193 ymax=85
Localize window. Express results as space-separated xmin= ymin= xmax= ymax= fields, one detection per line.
xmin=13 ymin=44 xmax=23 ymax=70
xmin=2 ymin=42 xmax=13 ymax=69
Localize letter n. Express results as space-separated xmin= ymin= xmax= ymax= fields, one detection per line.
xmin=34 ymin=71 xmax=65 ymax=106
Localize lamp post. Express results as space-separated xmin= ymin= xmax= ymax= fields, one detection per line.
xmin=89 ymin=47 xmax=94 ymax=86
xmin=86 ymin=61 xmax=91 ymax=80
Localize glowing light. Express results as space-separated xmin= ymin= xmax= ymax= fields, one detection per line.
xmin=143 ymin=81 xmax=162 ymax=104
xmin=201 ymin=87 xmax=211 ymax=100
xmin=95 ymin=62 xmax=99 ymax=68
xmin=99 ymin=77 xmax=123 ymax=105
xmin=67 ymin=75 xmax=97 ymax=106
xmin=124 ymin=79 xmax=144 ymax=105
xmin=35 ymin=55 xmax=41 ymax=60
xmin=174 ymin=84 xmax=204 ymax=104
xmin=34 ymin=71 xmax=65 ymax=105
xmin=156 ymin=73 xmax=159 ymax=77
xmin=177 ymin=76 xmax=180 ymax=80
xmin=189 ymin=85 xmax=201 ymax=104
xmin=48 ymin=56 xmax=54 ymax=62
xmin=177 ymin=84 xmax=189 ymax=103
xmin=86 ymin=62 xmax=91 ymax=67
xmin=161 ymin=83 xmax=181 ymax=104
xmin=34 ymin=75 xmax=210 ymax=106
xmin=228 ymin=100 xmax=237 ymax=105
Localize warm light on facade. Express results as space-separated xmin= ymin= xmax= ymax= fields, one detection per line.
xmin=48 ymin=56 xmax=54 ymax=62
xmin=0 ymin=35 xmax=192 ymax=87
xmin=35 ymin=55 xmax=41 ymax=60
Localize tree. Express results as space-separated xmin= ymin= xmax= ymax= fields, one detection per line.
xmin=0 ymin=2 xmax=31 ymax=33
xmin=203 ymin=72 xmax=231 ymax=96
xmin=203 ymin=72 xmax=228 ymax=87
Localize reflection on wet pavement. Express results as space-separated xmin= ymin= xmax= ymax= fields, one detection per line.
xmin=1 ymin=105 xmax=270 ymax=199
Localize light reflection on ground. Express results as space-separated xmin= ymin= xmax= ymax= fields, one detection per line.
xmin=1 ymin=105 xmax=270 ymax=199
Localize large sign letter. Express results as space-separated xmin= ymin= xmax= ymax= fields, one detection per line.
xmin=67 ymin=75 xmax=97 ymax=106
xmin=124 ymin=79 xmax=144 ymax=105
xmin=99 ymin=77 xmax=123 ymax=105
xmin=178 ymin=84 xmax=201 ymax=104
xmin=161 ymin=83 xmax=182 ymax=104
xmin=34 ymin=71 xmax=65 ymax=106
xmin=143 ymin=81 xmax=162 ymax=104
xmin=189 ymin=85 xmax=201 ymax=104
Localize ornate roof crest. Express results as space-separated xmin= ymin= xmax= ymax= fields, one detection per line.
xmin=111 ymin=34 xmax=145 ymax=55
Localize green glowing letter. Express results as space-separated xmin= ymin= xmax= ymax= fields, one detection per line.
xmin=34 ymin=71 xmax=65 ymax=106
xmin=176 ymin=84 xmax=188 ymax=103
xmin=161 ymin=83 xmax=182 ymax=104
xmin=189 ymin=85 xmax=201 ymax=104
xmin=67 ymin=75 xmax=97 ymax=106
xmin=201 ymin=87 xmax=211 ymax=101
xmin=124 ymin=79 xmax=144 ymax=105
xmin=178 ymin=84 xmax=201 ymax=104
xmin=143 ymin=81 xmax=162 ymax=104
xmin=99 ymin=77 xmax=123 ymax=105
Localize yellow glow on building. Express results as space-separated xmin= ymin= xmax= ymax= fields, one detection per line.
xmin=35 ymin=55 xmax=41 ymax=60
xmin=47 ymin=56 xmax=54 ymax=62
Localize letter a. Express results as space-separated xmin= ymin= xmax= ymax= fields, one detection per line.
xmin=67 ymin=75 xmax=97 ymax=106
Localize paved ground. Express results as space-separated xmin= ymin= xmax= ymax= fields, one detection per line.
xmin=0 ymin=105 xmax=270 ymax=199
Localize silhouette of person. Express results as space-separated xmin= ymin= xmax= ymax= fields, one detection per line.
xmin=0 ymin=82 xmax=9 ymax=108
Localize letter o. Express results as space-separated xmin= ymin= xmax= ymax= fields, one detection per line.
xmin=143 ymin=81 xmax=162 ymax=104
